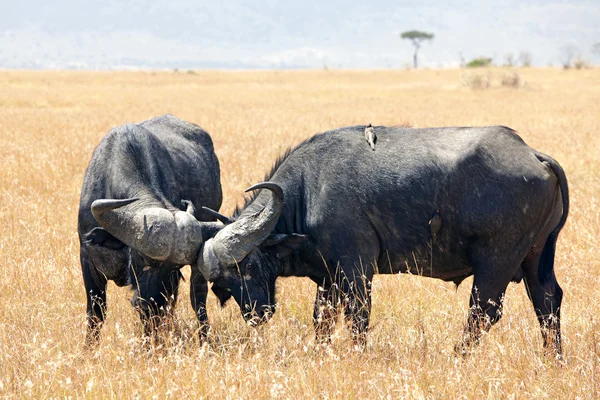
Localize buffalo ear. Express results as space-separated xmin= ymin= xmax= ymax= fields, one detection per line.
xmin=84 ymin=227 xmax=126 ymax=250
xmin=262 ymin=233 xmax=308 ymax=259
xmin=211 ymin=284 xmax=232 ymax=307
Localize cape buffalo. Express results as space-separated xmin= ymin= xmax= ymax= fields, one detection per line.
xmin=78 ymin=114 xmax=223 ymax=345
xmin=108 ymin=124 xmax=569 ymax=356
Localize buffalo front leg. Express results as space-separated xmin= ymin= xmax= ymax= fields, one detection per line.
xmin=132 ymin=270 xmax=181 ymax=340
xmin=522 ymin=252 xmax=564 ymax=358
xmin=313 ymin=280 xmax=340 ymax=343
xmin=82 ymin=254 xmax=107 ymax=347
xmin=190 ymin=266 xmax=210 ymax=341
xmin=342 ymin=276 xmax=373 ymax=346
xmin=455 ymin=254 xmax=516 ymax=355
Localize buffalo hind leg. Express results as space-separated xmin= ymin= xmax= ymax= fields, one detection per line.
xmin=190 ymin=266 xmax=210 ymax=341
xmin=313 ymin=280 xmax=341 ymax=343
xmin=82 ymin=255 xmax=107 ymax=347
xmin=522 ymin=253 xmax=563 ymax=358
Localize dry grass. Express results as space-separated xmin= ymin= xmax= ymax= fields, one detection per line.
xmin=499 ymin=71 xmax=523 ymax=88
xmin=459 ymin=70 xmax=491 ymax=89
xmin=0 ymin=68 xmax=599 ymax=399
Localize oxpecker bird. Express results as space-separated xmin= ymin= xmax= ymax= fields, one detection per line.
xmin=364 ymin=123 xmax=376 ymax=150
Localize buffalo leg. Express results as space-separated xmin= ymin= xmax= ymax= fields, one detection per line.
xmin=132 ymin=271 xmax=181 ymax=339
xmin=190 ymin=266 xmax=210 ymax=341
xmin=82 ymin=253 xmax=107 ymax=347
xmin=342 ymin=275 xmax=373 ymax=346
xmin=456 ymin=253 xmax=516 ymax=354
xmin=522 ymin=253 xmax=563 ymax=357
xmin=313 ymin=280 xmax=340 ymax=343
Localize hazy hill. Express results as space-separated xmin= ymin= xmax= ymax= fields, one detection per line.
xmin=0 ymin=0 xmax=598 ymax=69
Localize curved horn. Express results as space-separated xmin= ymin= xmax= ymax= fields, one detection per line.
xmin=201 ymin=206 xmax=233 ymax=224
xmin=91 ymin=198 xmax=209 ymax=264
xmin=244 ymin=182 xmax=284 ymax=198
xmin=198 ymin=182 xmax=284 ymax=279
xmin=91 ymin=198 xmax=140 ymax=214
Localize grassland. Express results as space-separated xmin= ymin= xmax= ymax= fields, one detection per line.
xmin=0 ymin=68 xmax=599 ymax=399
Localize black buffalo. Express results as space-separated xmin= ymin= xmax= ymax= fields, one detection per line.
xmin=78 ymin=114 xmax=223 ymax=345
xmin=195 ymin=125 xmax=569 ymax=356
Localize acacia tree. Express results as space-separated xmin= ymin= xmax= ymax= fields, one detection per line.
xmin=400 ymin=30 xmax=434 ymax=68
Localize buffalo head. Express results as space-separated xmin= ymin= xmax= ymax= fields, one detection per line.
xmin=85 ymin=197 xmax=223 ymax=317
xmin=198 ymin=182 xmax=306 ymax=325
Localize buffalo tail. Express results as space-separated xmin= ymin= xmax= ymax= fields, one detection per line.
xmin=535 ymin=152 xmax=569 ymax=285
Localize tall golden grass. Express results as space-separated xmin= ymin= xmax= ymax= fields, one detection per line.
xmin=0 ymin=68 xmax=598 ymax=398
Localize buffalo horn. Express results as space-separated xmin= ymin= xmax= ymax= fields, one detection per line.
xmin=197 ymin=182 xmax=283 ymax=279
xmin=91 ymin=198 xmax=214 ymax=265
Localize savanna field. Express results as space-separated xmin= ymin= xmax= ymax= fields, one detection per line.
xmin=0 ymin=68 xmax=599 ymax=398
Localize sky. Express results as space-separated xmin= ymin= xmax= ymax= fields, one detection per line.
xmin=0 ymin=0 xmax=598 ymax=69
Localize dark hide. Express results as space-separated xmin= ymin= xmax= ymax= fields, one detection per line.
xmin=205 ymin=125 xmax=568 ymax=356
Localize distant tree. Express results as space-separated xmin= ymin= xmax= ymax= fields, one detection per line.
xmin=466 ymin=56 xmax=493 ymax=68
xmin=518 ymin=51 xmax=532 ymax=67
xmin=504 ymin=53 xmax=515 ymax=67
xmin=559 ymin=45 xmax=578 ymax=69
xmin=400 ymin=30 xmax=434 ymax=68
